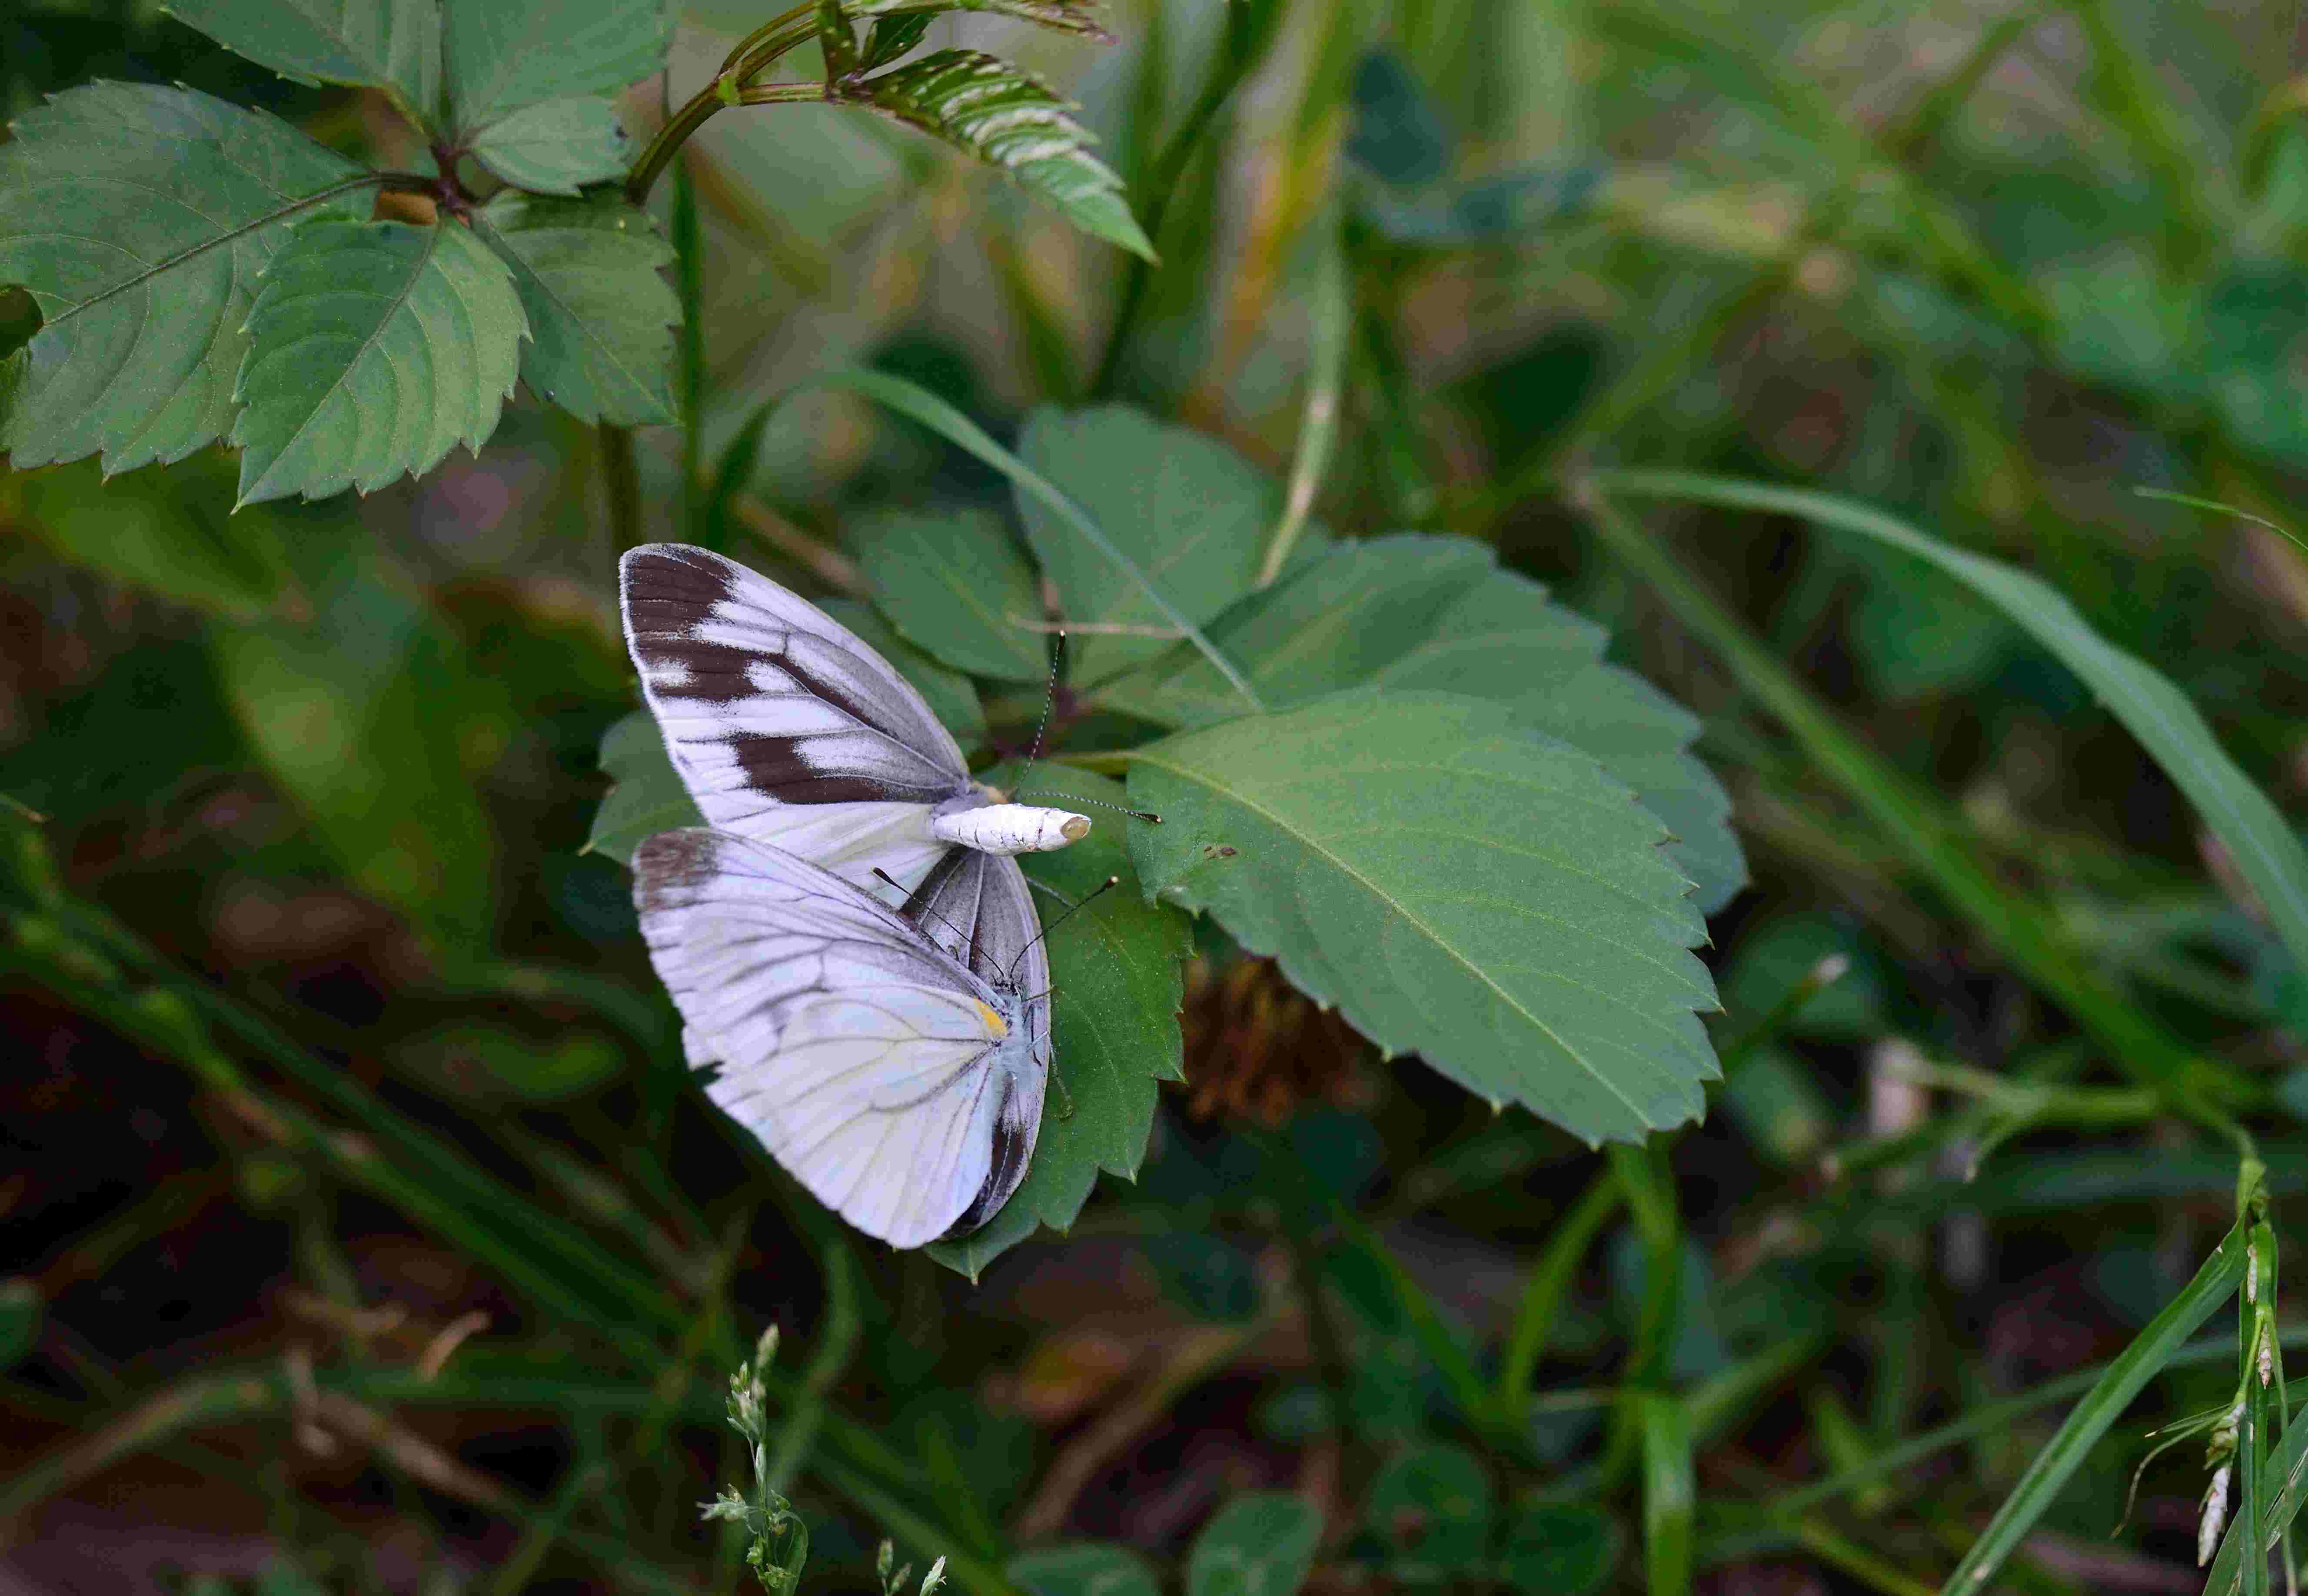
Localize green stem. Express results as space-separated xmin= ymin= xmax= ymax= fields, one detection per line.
xmin=623 ymin=8 xmax=818 ymax=205
xmin=601 ymin=423 xmax=644 ymax=553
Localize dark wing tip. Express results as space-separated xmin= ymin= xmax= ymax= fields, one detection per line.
xmin=940 ymin=1079 xmax=1035 ymax=1241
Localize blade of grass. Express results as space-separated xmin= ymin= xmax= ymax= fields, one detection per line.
xmin=1497 ymin=1168 xmax=1621 ymax=1441
xmin=2207 ymin=1377 xmax=2308 ymax=1593
xmin=1600 ymin=472 xmax=2308 ymax=984
xmin=809 ymin=366 xmax=1263 ymax=711
xmin=1255 ymin=203 xmax=1349 ymax=588
xmin=2136 ymin=487 xmax=2308 ymax=559
xmin=1089 ymin=0 xmax=1288 ymax=395
xmin=1578 ymin=491 xmax=2234 ymax=1108
xmin=1640 ymin=1392 xmax=1697 ymax=1596
xmin=1768 ymin=1326 xmax=2308 ymax=1516
xmin=1936 ymin=1218 xmax=2247 ymax=1594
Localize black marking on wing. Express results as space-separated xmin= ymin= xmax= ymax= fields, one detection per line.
xmin=622 ymin=544 xmax=964 ymax=808
xmin=942 ymin=1077 xmax=1028 ymax=1240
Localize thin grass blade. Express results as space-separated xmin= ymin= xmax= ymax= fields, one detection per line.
xmin=1936 ymin=1219 xmax=2246 ymax=1594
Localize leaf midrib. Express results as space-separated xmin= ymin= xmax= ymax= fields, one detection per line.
xmin=37 ymin=175 xmax=379 ymax=330
xmin=244 ymin=221 xmax=445 ymax=497
xmin=1135 ymin=746 xmax=1660 ymax=1127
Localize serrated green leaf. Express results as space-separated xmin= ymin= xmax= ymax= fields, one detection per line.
xmin=445 ymin=0 xmax=671 ymax=134
xmin=18 ymin=460 xmax=297 ymax=622
xmin=1010 ymin=1546 xmax=1160 ymax=1596
xmin=820 ymin=597 xmax=986 ymax=749
xmin=1101 ymin=538 xmax=1746 ymax=914
xmin=1127 ymin=694 xmax=1719 ymax=1145
xmin=232 ymin=216 xmax=526 ymax=504
xmin=0 ymin=83 xmax=369 ymax=476
xmin=474 ymin=190 xmax=674 ymax=426
xmin=853 ymin=49 xmax=1153 ymax=259
xmin=583 ymin=711 xmax=704 ymax=866
xmin=1185 ymin=1494 xmax=1320 ymax=1596
xmin=930 ymin=763 xmax=1188 ymax=1280
xmin=861 ymin=14 xmax=930 ymax=70
xmin=166 ymin=0 xmax=439 ymax=129
xmin=468 ymin=96 xmax=633 ymax=195
xmin=857 ymin=508 xmax=1050 ymax=683
xmin=1096 ymin=534 xmax=1495 ymax=723
xmin=1015 ymin=406 xmax=1274 ymax=684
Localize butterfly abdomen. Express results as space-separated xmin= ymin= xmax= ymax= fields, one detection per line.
xmin=930 ymin=802 xmax=1091 ymax=855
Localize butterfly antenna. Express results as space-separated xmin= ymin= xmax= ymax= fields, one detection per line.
xmin=1007 ymin=874 xmax=1121 ymax=985
xmin=1016 ymin=628 xmax=1064 ymax=791
xmin=872 ymin=866 xmax=980 ymax=962
xmin=1013 ymin=790 xmax=1162 ymax=825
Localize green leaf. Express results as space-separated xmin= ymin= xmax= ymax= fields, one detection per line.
xmin=1364 ymin=1445 xmax=1494 ymax=1583
xmin=1009 ymin=1545 xmax=1160 ymax=1596
xmin=210 ymin=539 xmax=499 ymax=955
xmin=1941 ymin=1220 xmax=2246 ymax=1595
xmin=854 ymin=50 xmax=1154 ymax=260
xmin=856 ymin=508 xmax=1051 ymax=683
xmin=469 ymin=96 xmax=634 ymax=195
xmin=820 ymin=598 xmax=986 ymax=749
xmin=17 ymin=461 xmax=298 ymax=622
xmin=929 ymin=764 xmax=1189 ymax=1280
xmin=812 ymin=373 xmax=1262 ymax=708
xmin=474 ymin=190 xmax=675 ymax=427
xmin=1185 ymin=1493 xmax=1320 ymax=1596
xmin=1127 ymin=694 xmax=1719 ymax=1144
xmin=445 ymin=0 xmax=672 ymax=135
xmin=584 ymin=711 xmax=703 ymax=866
xmin=1097 ymin=534 xmax=1497 ymax=723
xmin=1498 ymin=1502 xmax=1618 ymax=1594
xmin=1606 ymin=472 xmax=2308 ymax=989
xmin=0 ymin=83 xmax=369 ymax=476
xmin=1101 ymin=538 xmax=1745 ymax=914
xmin=165 ymin=0 xmax=439 ymax=129
xmin=847 ymin=0 xmax=1112 ymax=38
xmin=232 ymin=216 xmax=526 ymax=505
xmin=1016 ymin=406 xmax=1275 ymax=684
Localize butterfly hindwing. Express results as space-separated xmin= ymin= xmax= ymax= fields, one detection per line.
xmin=634 ymin=828 xmax=1043 ymax=1247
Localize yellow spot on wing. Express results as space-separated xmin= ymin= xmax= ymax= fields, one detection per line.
xmin=973 ymin=999 xmax=1008 ymax=1040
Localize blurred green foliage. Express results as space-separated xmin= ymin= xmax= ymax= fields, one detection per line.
xmin=7 ymin=0 xmax=2308 ymax=1593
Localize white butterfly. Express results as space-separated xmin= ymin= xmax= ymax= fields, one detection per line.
xmin=633 ymin=827 xmax=1047 ymax=1247
xmin=619 ymin=542 xmax=1086 ymax=1243
xmin=619 ymin=542 xmax=1092 ymax=907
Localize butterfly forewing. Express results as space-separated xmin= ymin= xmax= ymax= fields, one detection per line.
xmin=622 ymin=543 xmax=974 ymax=827
xmin=633 ymin=828 xmax=1044 ymax=1248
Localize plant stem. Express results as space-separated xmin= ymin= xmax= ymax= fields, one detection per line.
xmin=601 ymin=423 xmax=644 ymax=553
xmin=624 ymin=7 xmax=818 ymax=206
